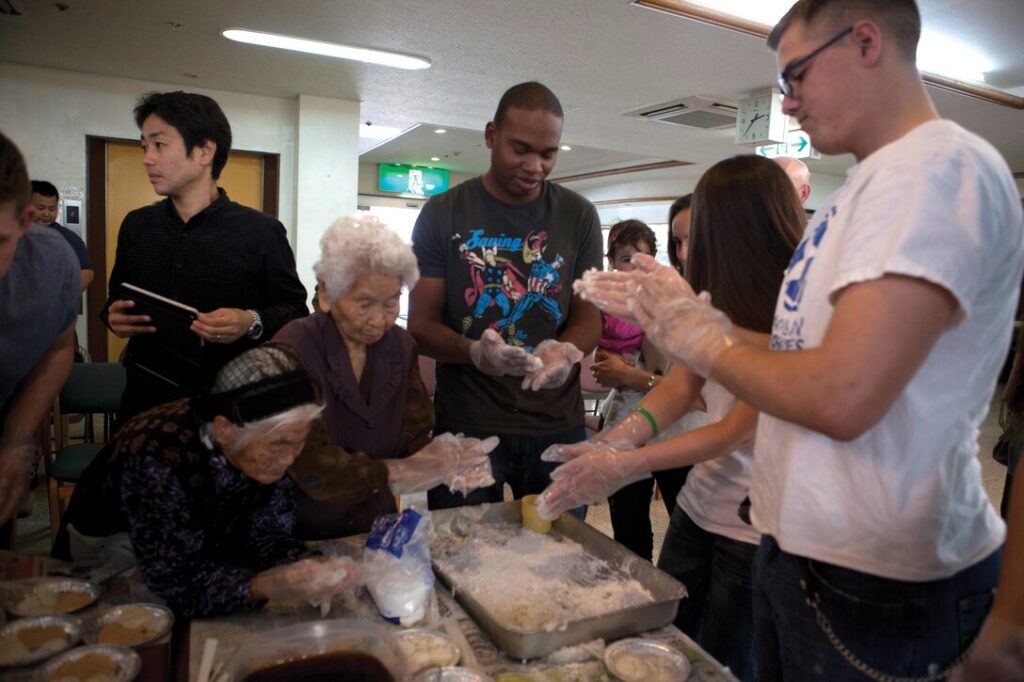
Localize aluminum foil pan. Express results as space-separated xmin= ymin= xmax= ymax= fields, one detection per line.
xmin=604 ymin=638 xmax=690 ymax=682
xmin=414 ymin=666 xmax=493 ymax=682
xmin=85 ymin=603 xmax=174 ymax=649
xmin=8 ymin=579 xmax=101 ymax=617
xmin=0 ymin=615 xmax=81 ymax=668
xmin=396 ymin=628 xmax=461 ymax=675
xmin=35 ymin=644 xmax=141 ymax=682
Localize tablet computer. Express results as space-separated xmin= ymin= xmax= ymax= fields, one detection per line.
xmin=120 ymin=282 xmax=204 ymax=393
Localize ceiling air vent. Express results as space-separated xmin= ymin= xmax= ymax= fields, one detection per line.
xmin=627 ymin=96 xmax=737 ymax=130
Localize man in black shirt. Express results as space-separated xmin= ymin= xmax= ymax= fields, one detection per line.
xmin=103 ymin=91 xmax=307 ymax=422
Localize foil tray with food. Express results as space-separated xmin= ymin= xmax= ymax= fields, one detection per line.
xmin=430 ymin=501 xmax=686 ymax=660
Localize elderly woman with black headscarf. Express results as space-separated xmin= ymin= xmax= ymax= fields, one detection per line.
xmin=53 ymin=345 xmax=495 ymax=617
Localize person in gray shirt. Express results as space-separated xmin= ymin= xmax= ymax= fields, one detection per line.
xmin=0 ymin=131 xmax=79 ymax=544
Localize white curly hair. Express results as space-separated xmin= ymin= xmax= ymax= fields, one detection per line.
xmin=313 ymin=214 xmax=420 ymax=300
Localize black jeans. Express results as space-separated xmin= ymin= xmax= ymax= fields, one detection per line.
xmin=608 ymin=466 xmax=691 ymax=561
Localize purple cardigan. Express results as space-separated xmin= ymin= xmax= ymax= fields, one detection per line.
xmin=273 ymin=312 xmax=430 ymax=459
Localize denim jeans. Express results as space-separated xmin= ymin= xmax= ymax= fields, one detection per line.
xmin=609 ymin=466 xmax=691 ymax=561
xmin=656 ymin=506 xmax=759 ymax=680
xmin=427 ymin=421 xmax=587 ymax=520
xmin=752 ymin=535 xmax=1000 ymax=681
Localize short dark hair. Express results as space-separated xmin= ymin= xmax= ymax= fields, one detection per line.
xmin=493 ymin=82 xmax=563 ymax=127
xmin=31 ymin=180 xmax=59 ymax=198
xmin=0 ymin=131 xmax=31 ymax=212
xmin=768 ymin=0 xmax=921 ymax=61
xmin=667 ymin=194 xmax=692 ymax=274
xmin=134 ymin=91 xmax=232 ymax=179
xmin=606 ymin=219 xmax=657 ymax=261
xmin=687 ymin=156 xmax=805 ymax=333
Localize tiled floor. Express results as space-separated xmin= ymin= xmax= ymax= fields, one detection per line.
xmin=17 ymin=388 xmax=1011 ymax=560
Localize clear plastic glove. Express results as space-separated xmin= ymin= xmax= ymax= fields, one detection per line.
xmin=522 ymin=339 xmax=584 ymax=391
xmin=253 ymin=556 xmax=360 ymax=616
xmin=572 ymin=268 xmax=638 ymax=324
xmin=535 ymin=443 xmax=651 ymax=520
xmin=469 ymin=328 xmax=543 ymax=377
xmin=629 ymin=289 xmax=735 ymax=379
xmin=0 ymin=442 xmax=34 ymax=526
xmin=386 ymin=432 xmax=499 ymax=495
xmin=540 ymin=410 xmax=654 ymax=467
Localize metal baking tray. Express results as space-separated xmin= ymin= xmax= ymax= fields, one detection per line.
xmin=430 ymin=501 xmax=686 ymax=660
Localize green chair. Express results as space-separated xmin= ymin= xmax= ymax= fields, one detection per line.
xmin=47 ymin=362 xmax=126 ymax=546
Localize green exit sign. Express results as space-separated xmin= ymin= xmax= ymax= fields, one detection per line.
xmin=378 ymin=164 xmax=450 ymax=196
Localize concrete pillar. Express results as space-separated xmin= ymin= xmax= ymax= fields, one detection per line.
xmin=294 ymin=94 xmax=361 ymax=297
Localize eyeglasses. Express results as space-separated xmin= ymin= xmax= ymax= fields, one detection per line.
xmin=777 ymin=25 xmax=853 ymax=98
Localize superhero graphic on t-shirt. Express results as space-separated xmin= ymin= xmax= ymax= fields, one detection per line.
xmin=496 ymin=230 xmax=564 ymax=347
xmin=458 ymin=229 xmax=564 ymax=351
xmin=459 ymin=242 xmax=526 ymax=333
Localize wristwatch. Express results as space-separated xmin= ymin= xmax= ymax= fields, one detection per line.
xmin=246 ymin=310 xmax=264 ymax=340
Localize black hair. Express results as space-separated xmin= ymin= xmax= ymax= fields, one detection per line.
xmin=606 ymin=219 xmax=657 ymax=261
xmin=134 ymin=91 xmax=232 ymax=179
xmin=31 ymin=180 xmax=59 ymax=198
xmin=493 ymin=82 xmax=563 ymax=127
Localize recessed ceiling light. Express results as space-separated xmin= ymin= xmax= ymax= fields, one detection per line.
xmin=221 ymin=28 xmax=431 ymax=70
xmin=434 ymin=128 xmax=447 ymax=134
xmin=430 ymin=157 xmax=440 ymax=161
xmin=560 ymin=144 xmax=572 ymax=151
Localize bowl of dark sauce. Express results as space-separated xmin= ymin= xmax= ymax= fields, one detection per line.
xmin=223 ymin=619 xmax=407 ymax=682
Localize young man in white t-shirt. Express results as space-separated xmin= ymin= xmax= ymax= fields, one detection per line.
xmin=613 ymin=0 xmax=1024 ymax=679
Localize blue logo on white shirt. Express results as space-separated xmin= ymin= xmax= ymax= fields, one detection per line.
xmin=782 ymin=208 xmax=833 ymax=313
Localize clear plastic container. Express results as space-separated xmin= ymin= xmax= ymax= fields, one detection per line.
xmin=221 ymin=618 xmax=407 ymax=682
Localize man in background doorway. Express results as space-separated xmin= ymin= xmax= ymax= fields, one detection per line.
xmin=102 ymin=91 xmax=307 ymax=423
xmin=409 ymin=81 xmax=603 ymax=510
xmin=0 ymin=132 xmax=79 ymax=543
xmin=31 ymin=180 xmax=93 ymax=292
xmin=774 ymin=155 xmax=812 ymax=204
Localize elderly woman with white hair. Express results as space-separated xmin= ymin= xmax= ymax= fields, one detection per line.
xmin=53 ymin=345 xmax=360 ymax=618
xmin=275 ymin=215 xmax=485 ymax=538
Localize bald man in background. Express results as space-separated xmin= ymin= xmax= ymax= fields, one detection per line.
xmin=775 ymin=156 xmax=812 ymax=204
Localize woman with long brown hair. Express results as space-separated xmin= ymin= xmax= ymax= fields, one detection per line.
xmin=538 ymin=155 xmax=805 ymax=679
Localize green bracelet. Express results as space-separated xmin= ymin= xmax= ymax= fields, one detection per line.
xmin=634 ymin=406 xmax=659 ymax=437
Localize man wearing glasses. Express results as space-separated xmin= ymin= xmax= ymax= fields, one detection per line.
xmin=614 ymin=0 xmax=1023 ymax=678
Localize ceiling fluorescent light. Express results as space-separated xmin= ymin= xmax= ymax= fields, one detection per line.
xmin=917 ymin=31 xmax=992 ymax=84
xmin=633 ymin=0 xmax=1023 ymax=110
xmin=222 ymin=28 xmax=431 ymax=70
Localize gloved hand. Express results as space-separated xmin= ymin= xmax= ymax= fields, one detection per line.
xmin=522 ymin=339 xmax=584 ymax=391
xmin=469 ymin=329 xmax=543 ymax=377
xmin=535 ymin=443 xmax=651 ymax=520
xmin=572 ymin=268 xmax=639 ymax=324
xmin=252 ymin=556 xmax=360 ymax=615
xmin=387 ymin=433 xmax=499 ymax=495
xmin=539 ymin=409 xmax=655 ymax=467
xmin=0 ymin=442 xmax=34 ymax=526
xmin=627 ymin=277 xmax=735 ymax=379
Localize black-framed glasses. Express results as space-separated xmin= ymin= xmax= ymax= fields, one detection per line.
xmin=777 ymin=25 xmax=853 ymax=98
